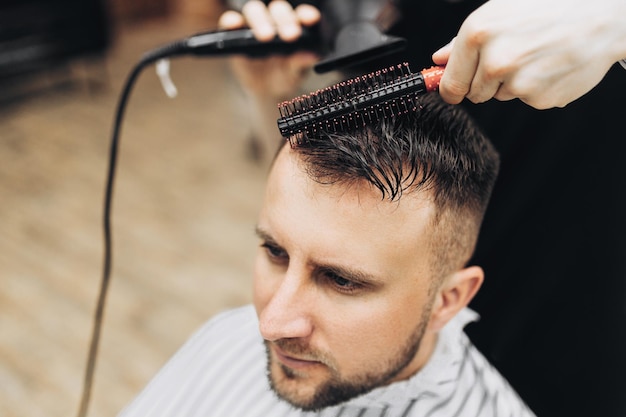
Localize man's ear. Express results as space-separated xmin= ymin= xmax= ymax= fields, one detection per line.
xmin=427 ymin=266 xmax=484 ymax=332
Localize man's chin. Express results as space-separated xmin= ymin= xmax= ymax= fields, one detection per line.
xmin=264 ymin=341 xmax=391 ymax=411
xmin=268 ymin=360 xmax=327 ymax=411
xmin=268 ymin=360 xmax=376 ymax=412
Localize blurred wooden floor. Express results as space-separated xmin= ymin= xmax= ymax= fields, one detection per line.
xmin=0 ymin=17 xmax=272 ymax=417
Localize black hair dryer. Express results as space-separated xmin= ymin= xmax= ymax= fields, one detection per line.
xmin=314 ymin=0 xmax=407 ymax=73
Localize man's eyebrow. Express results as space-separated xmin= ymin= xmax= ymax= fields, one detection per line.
xmin=254 ymin=225 xmax=276 ymax=243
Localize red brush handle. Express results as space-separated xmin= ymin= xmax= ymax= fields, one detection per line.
xmin=421 ymin=66 xmax=445 ymax=92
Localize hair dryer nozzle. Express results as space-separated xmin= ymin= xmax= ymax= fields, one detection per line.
xmin=314 ymin=21 xmax=406 ymax=73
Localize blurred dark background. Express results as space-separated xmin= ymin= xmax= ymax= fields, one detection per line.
xmin=0 ymin=0 xmax=225 ymax=101
xmin=0 ymin=0 xmax=108 ymax=83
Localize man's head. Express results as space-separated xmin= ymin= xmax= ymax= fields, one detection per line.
xmin=253 ymin=94 xmax=499 ymax=411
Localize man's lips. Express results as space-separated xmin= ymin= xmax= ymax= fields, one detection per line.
xmin=272 ymin=345 xmax=322 ymax=370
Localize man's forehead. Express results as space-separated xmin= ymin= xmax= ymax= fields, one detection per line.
xmin=263 ymin=146 xmax=437 ymax=271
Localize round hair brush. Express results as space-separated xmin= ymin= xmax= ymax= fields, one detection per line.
xmin=277 ymin=63 xmax=445 ymax=140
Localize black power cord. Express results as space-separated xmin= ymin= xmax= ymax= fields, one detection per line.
xmin=75 ymin=28 xmax=320 ymax=417
xmin=75 ymin=40 xmax=184 ymax=417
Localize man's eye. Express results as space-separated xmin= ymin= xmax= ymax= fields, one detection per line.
xmin=324 ymin=271 xmax=362 ymax=294
xmin=261 ymin=242 xmax=288 ymax=261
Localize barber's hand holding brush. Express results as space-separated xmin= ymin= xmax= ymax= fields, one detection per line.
xmin=433 ymin=0 xmax=626 ymax=109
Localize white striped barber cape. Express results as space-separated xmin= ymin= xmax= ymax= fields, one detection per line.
xmin=118 ymin=305 xmax=536 ymax=417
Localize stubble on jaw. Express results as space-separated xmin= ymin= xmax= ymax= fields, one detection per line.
xmin=263 ymin=309 xmax=431 ymax=412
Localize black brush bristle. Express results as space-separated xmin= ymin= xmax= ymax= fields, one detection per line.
xmin=277 ymin=63 xmax=444 ymax=142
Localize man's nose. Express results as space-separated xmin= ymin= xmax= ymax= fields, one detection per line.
xmin=258 ymin=267 xmax=314 ymax=342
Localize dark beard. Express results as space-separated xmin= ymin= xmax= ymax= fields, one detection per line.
xmin=264 ymin=307 xmax=431 ymax=412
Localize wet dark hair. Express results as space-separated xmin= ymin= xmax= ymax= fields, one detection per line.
xmin=289 ymin=94 xmax=500 ymax=276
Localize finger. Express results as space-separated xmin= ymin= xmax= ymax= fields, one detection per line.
xmin=492 ymin=84 xmax=517 ymax=102
xmin=268 ymin=0 xmax=301 ymax=42
xmin=432 ymin=38 xmax=455 ymax=65
xmin=242 ymin=0 xmax=276 ymax=42
xmin=294 ymin=4 xmax=321 ymax=27
xmin=438 ymin=30 xmax=480 ymax=104
xmin=466 ymin=79 xmax=502 ymax=104
xmin=217 ymin=10 xmax=246 ymax=30
xmin=465 ymin=63 xmax=504 ymax=104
